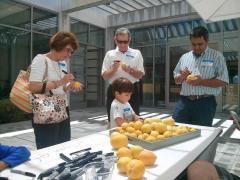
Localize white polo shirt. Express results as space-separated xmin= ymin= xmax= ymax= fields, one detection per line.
xmin=101 ymin=47 xmax=145 ymax=84
xmin=29 ymin=54 xmax=69 ymax=106
xmin=110 ymin=99 xmax=135 ymax=128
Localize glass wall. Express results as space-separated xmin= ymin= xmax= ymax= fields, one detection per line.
xmin=222 ymin=19 xmax=240 ymax=112
xmin=0 ymin=0 xmax=58 ymax=99
xmin=131 ymin=18 xmax=240 ymax=111
xmin=70 ymin=19 xmax=105 ymax=108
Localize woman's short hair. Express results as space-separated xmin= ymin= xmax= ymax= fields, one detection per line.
xmin=49 ymin=31 xmax=79 ymax=52
xmin=112 ymin=77 xmax=133 ymax=95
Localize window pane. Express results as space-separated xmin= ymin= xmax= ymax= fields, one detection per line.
xmin=155 ymin=26 xmax=167 ymax=44
xmin=33 ymin=8 xmax=58 ymax=34
xmin=139 ymin=46 xmax=153 ymax=106
xmin=132 ymin=27 xmax=154 ymax=46
xmin=193 ymin=19 xmax=221 ymax=33
xmin=33 ymin=33 xmax=51 ymax=58
xmin=0 ymin=26 xmax=30 ymax=99
xmin=155 ymin=46 xmax=166 ymax=106
xmin=71 ymin=20 xmax=88 ymax=44
xmin=0 ymin=0 xmax=30 ymax=29
xmin=89 ymin=25 xmax=104 ymax=47
xmin=168 ymin=21 xmax=192 ymax=38
xmin=222 ymin=19 xmax=240 ymax=112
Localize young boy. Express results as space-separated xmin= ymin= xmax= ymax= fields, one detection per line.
xmin=110 ymin=77 xmax=140 ymax=128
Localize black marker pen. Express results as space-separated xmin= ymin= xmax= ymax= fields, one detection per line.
xmin=11 ymin=169 xmax=36 ymax=177
xmin=62 ymin=70 xmax=85 ymax=88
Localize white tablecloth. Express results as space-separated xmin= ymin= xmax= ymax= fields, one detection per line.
xmin=0 ymin=125 xmax=222 ymax=180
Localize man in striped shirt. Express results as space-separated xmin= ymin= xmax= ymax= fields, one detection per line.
xmin=173 ymin=26 xmax=229 ymax=126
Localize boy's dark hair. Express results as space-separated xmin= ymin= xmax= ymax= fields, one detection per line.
xmin=190 ymin=26 xmax=209 ymax=41
xmin=112 ymin=77 xmax=133 ymax=95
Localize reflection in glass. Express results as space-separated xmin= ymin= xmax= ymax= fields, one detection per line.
xmin=71 ymin=19 xmax=88 ymax=44
xmin=155 ymin=46 xmax=166 ymax=106
xmin=0 ymin=0 xmax=31 ymax=29
xmin=192 ymin=19 xmax=221 ymax=34
xmin=32 ymin=8 xmax=58 ymax=34
xmin=89 ymin=25 xmax=104 ymax=48
xmin=222 ymin=19 xmax=240 ymax=112
xmin=139 ymin=46 xmax=153 ymax=106
xmin=155 ymin=26 xmax=167 ymax=43
xmin=70 ymin=46 xmax=86 ymax=108
xmin=0 ymin=26 xmax=30 ymax=98
xmin=168 ymin=21 xmax=191 ymax=38
xmin=32 ymin=33 xmax=51 ymax=58
xmin=169 ymin=46 xmax=189 ymax=102
xmin=132 ymin=27 xmax=154 ymax=46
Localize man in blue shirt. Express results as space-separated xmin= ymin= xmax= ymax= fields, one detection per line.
xmin=0 ymin=144 xmax=30 ymax=171
xmin=173 ymin=26 xmax=229 ymax=126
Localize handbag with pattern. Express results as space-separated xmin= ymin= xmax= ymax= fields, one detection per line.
xmin=29 ymin=57 xmax=68 ymax=124
xmin=29 ymin=91 xmax=68 ymax=124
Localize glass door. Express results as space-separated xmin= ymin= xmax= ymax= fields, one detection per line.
xmin=138 ymin=46 xmax=154 ymax=106
xmin=168 ymin=45 xmax=190 ymax=103
xmin=154 ymin=45 xmax=166 ymax=106
xmin=221 ymin=19 xmax=240 ymax=112
xmin=70 ymin=45 xmax=86 ymax=109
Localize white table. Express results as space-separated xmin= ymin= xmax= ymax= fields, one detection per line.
xmin=0 ymin=125 xmax=222 ymax=180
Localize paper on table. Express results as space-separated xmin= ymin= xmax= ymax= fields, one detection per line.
xmin=230 ymin=129 xmax=240 ymax=139
xmin=219 ymin=120 xmax=233 ymax=128
xmin=212 ymin=118 xmax=221 ymax=126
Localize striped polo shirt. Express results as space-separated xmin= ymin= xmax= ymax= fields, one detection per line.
xmin=174 ymin=47 xmax=229 ymax=96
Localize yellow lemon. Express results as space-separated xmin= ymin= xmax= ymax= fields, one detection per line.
xmin=138 ymin=150 xmax=157 ymax=166
xmin=110 ymin=134 xmax=128 ymax=149
xmin=150 ymin=130 xmax=159 ymax=137
xmin=130 ymin=145 xmax=144 ymax=158
xmin=141 ymin=124 xmax=151 ymax=133
xmin=117 ymin=147 xmax=132 ymax=158
xmin=121 ymin=122 xmax=129 ymax=130
xmin=133 ymin=121 xmax=143 ymax=130
xmin=126 ymin=159 xmax=145 ymax=179
xmin=117 ymin=157 xmax=132 ymax=174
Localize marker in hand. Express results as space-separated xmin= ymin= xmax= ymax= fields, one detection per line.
xmin=62 ymin=70 xmax=85 ymax=88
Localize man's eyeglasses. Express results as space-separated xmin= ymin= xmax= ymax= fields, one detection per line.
xmin=116 ymin=40 xmax=129 ymax=44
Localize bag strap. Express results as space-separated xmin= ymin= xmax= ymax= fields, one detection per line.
xmin=40 ymin=56 xmax=49 ymax=94
xmin=42 ymin=57 xmax=48 ymax=83
xmin=41 ymin=82 xmax=47 ymax=94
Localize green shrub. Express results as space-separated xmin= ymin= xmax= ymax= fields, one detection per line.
xmin=0 ymin=99 xmax=30 ymax=124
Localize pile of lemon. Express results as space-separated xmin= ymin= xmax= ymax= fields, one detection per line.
xmin=110 ymin=132 xmax=157 ymax=179
xmin=115 ymin=117 xmax=196 ymax=142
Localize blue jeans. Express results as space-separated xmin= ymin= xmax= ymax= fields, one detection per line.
xmin=173 ymin=96 xmax=217 ymax=126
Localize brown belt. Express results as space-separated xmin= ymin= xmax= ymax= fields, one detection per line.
xmin=181 ymin=95 xmax=214 ymax=101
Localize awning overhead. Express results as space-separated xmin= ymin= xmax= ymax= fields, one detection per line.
xmin=186 ymin=0 xmax=240 ymax=22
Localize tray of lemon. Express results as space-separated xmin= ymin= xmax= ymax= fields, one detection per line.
xmin=112 ymin=117 xmax=201 ymax=150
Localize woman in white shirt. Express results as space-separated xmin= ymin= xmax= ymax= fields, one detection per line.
xmin=29 ymin=32 xmax=80 ymax=149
